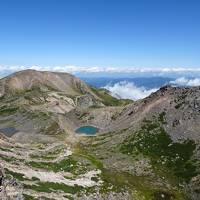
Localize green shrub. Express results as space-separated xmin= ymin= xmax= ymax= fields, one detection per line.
xmin=120 ymin=118 xmax=197 ymax=182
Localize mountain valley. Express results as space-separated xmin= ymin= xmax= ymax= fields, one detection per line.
xmin=0 ymin=70 xmax=200 ymax=200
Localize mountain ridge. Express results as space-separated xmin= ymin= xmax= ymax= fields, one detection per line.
xmin=0 ymin=69 xmax=96 ymax=97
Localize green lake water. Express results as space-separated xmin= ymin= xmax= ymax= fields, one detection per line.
xmin=75 ymin=126 xmax=99 ymax=135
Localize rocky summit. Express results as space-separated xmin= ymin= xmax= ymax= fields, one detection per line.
xmin=0 ymin=70 xmax=200 ymax=200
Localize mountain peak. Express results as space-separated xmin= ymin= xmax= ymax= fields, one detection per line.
xmin=0 ymin=69 xmax=90 ymax=97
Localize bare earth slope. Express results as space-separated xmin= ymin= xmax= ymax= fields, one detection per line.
xmin=0 ymin=69 xmax=97 ymax=97
xmin=106 ymin=85 xmax=200 ymax=141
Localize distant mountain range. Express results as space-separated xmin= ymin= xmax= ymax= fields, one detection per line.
xmin=80 ymin=76 xmax=173 ymax=89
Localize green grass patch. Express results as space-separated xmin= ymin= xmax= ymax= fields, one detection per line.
xmin=24 ymin=182 xmax=84 ymax=194
xmin=23 ymin=194 xmax=36 ymax=200
xmin=30 ymin=146 xmax=65 ymax=160
xmin=91 ymin=87 xmax=133 ymax=106
xmin=120 ymin=118 xmax=197 ymax=183
xmin=76 ymin=137 xmax=186 ymax=199
xmin=0 ymin=155 xmax=21 ymax=163
xmin=40 ymin=121 xmax=64 ymax=135
xmin=158 ymin=111 xmax=167 ymax=124
xmin=175 ymin=103 xmax=183 ymax=109
xmin=0 ymin=146 xmax=13 ymax=152
xmin=153 ymin=190 xmax=175 ymax=200
xmin=75 ymin=147 xmax=104 ymax=170
xmin=99 ymin=169 xmax=183 ymax=200
xmin=27 ymin=111 xmax=51 ymax=120
xmin=30 ymin=153 xmax=56 ymax=160
xmin=5 ymin=168 xmax=28 ymax=181
xmin=0 ymin=106 xmax=19 ymax=115
xmin=26 ymin=156 xmax=78 ymax=173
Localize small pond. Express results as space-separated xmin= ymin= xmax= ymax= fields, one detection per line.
xmin=0 ymin=127 xmax=18 ymax=137
xmin=75 ymin=126 xmax=99 ymax=135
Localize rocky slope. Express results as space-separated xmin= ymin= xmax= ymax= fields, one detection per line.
xmin=0 ymin=70 xmax=199 ymax=200
xmin=0 ymin=70 xmax=129 ymax=143
xmin=106 ymin=85 xmax=200 ymax=141
xmin=79 ymin=85 xmax=200 ymax=200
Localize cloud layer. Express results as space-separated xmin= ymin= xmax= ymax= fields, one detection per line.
xmin=102 ymin=77 xmax=200 ymax=101
xmin=1 ymin=65 xmax=200 ymax=74
xmin=170 ymin=77 xmax=200 ymax=87
xmin=103 ymin=81 xmax=158 ymax=100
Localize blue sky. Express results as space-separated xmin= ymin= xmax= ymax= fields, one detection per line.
xmin=0 ymin=0 xmax=200 ymax=68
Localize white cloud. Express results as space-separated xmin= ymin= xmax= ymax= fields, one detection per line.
xmin=170 ymin=77 xmax=200 ymax=87
xmin=1 ymin=65 xmax=200 ymax=74
xmin=103 ymin=81 xmax=158 ymax=100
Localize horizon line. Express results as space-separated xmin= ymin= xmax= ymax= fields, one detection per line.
xmin=1 ymin=65 xmax=200 ymax=74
